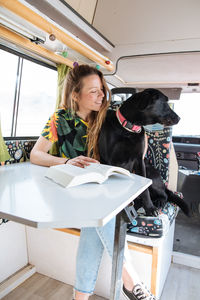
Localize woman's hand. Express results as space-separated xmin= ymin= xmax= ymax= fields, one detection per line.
xmin=67 ymin=156 xmax=99 ymax=168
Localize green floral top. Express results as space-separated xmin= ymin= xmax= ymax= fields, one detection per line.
xmin=41 ymin=109 xmax=88 ymax=159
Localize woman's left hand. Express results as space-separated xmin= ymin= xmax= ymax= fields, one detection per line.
xmin=66 ymin=155 xmax=99 ymax=168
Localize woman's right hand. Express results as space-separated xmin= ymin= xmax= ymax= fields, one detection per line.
xmin=67 ymin=156 xmax=99 ymax=168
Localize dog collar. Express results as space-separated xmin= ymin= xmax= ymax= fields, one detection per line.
xmin=116 ymin=109 xmax=142 ymax=133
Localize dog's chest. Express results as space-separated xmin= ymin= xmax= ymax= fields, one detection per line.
xmin=99 ymin=112 xmax=146 ymax=160
xmin=110 ymin=131 xmax=145 ymax=158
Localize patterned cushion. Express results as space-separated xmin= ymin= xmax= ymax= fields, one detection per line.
xmin=127 ymin=126 xmax=177 ymax=238
xmin=127 ymin=203 xmax=178 ymax=238
xmin=0 ymin=140 xmax=36 ymax=166
xmin=145 ymin=127 xmax=172 ymax=185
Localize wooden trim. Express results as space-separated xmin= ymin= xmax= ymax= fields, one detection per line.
xmin=55 ymin=229 xmax=154 ymax=256
xmin=0 ymin=0 xmax=114 ymax=71
xmin=55 ymin=228 xmax=81 ymax=236
xmin=55 ymin=229 xmax=153 ymax=257
xmin=151 ymin=247 xmax=158 ymax=295
xmin=128 ymin=242 xmax=153 ymax=255
xmin=0 ymin=25 xmax=74 ymax=67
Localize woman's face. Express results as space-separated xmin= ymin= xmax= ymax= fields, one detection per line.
xmin=76 ymin=74 xmax=105 ymax=116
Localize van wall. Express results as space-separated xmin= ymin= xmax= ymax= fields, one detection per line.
xmin=0 ymin=222 xmax=28 ymax=283
xmin=65 ymin=0 xmax=97 ymax=24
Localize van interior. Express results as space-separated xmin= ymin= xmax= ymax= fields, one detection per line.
xmin=0 ymin=1 xmax=200 ymax=299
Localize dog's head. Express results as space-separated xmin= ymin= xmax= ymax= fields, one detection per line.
xmin=124 ymin=88 xmax=180 ymax=126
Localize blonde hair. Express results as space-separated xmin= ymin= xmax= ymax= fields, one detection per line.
xmin=60 ymin=64 xmax=111 ymax=159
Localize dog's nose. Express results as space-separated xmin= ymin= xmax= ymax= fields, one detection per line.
xmin=173 ymin=114 xmax=180 ymax=123
xmin=170 ymin=112 xmax=180 ymax=123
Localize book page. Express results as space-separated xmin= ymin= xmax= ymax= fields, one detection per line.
xmin=85 ymin=163 xmax=130 ymax=178
xmin=45 ymin=163 xmax=105 ymax=188
xmin=69 ymin=172 xmax=104 ymax=187
xmin=45 ymin=163 xmax=131 ymax=188
xmin=107 ymin=166 xmax=131 ymax=177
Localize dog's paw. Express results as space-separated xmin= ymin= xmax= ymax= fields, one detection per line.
xmin=146 ymin=206 xmax=159 ymax=217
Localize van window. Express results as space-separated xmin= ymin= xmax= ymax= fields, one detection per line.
xmin=0 ymin=49 xmax=57 ymax=137
xmin=0 ymin=50 xmax=18 ymax=136
xmin=16 ymin=59 xmax=57 ymax=136
xmin=171 ymin=93 xmax=200 ymax=137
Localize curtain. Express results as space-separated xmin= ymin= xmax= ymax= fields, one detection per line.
xmin=55 ymin=64 xmax=71 ymax=109
xmin=0 ymin=117 xmax=11 ymax=163
xmin=49 ymin=64 xmax=71 ymax=156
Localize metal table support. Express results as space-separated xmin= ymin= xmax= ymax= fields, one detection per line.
xmin=110 ymin=205 xmax=137 ymax=300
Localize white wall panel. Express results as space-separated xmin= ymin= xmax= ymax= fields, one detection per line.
xmin=26 ymin=227 xmax=154 ymax=299
xmin=0 ymin=222 xmax=28 ymax=283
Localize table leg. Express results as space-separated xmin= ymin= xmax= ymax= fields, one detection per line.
xmin=110 ymin=211 xmax=127 ymax=300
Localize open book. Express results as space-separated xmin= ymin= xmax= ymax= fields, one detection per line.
xmin=45 ymin=163 xmax=131 ymax=188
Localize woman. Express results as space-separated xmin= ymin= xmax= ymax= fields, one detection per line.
xmin=30 ymin=64 xmax=156 ymax=300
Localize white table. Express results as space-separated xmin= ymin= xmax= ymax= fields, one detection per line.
xmin=0 ymin=162 xmax=152 ymax=299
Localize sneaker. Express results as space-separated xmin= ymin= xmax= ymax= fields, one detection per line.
xmin=122 ymin=283 xmax=156 ymax=300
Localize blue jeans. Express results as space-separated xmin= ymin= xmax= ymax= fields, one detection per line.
xmin=74 ymin=217 xmax=116 ymax=294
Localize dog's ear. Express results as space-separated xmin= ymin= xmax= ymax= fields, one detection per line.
xmin=144 ymin=88 xmax=168 ymax=102
xmin=137 ymin=89 xmax=168 ymax=111
xmin=136 ymin=91 xmax=156 ymax=110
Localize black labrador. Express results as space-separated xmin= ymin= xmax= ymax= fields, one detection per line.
xmin=98 ymin=88 xmax=190 ymax=216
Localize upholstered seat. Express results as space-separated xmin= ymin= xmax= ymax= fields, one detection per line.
xmin=127 ymin=126 xmax=179 ymax=238
xmin=0 ymin=139 xmax=36 ymax=166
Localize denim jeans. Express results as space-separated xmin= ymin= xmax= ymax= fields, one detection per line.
xmin=74 ymin=217 xmax=116 ymax=294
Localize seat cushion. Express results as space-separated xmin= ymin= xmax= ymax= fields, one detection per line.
xmin=145 ymin=127 xmax=172 ymax=185
xmin=0 ymin=139 xmax=36 ymax=166
xmin=127 ymin=126 xmax=178 ymax=238
xmin=127 ymin=201 xmax=179 ymax=238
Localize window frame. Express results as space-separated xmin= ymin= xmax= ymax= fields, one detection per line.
xmin=170 ymin=92 xmax=200 ymax=142
xmin=0 ymin=45 xmax=57 ymax=138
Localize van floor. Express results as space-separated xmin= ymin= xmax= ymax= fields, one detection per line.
xmin=1 ymin=273 xmax=105 ymax=300
xmin=173 ymin=210 xmax=200 ymax=256
xmin=2 ymin=264 xmax=200 ymax=300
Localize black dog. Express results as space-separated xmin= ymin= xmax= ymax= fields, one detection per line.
xmin=98 ymin=88 xmax=190 ymax=216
